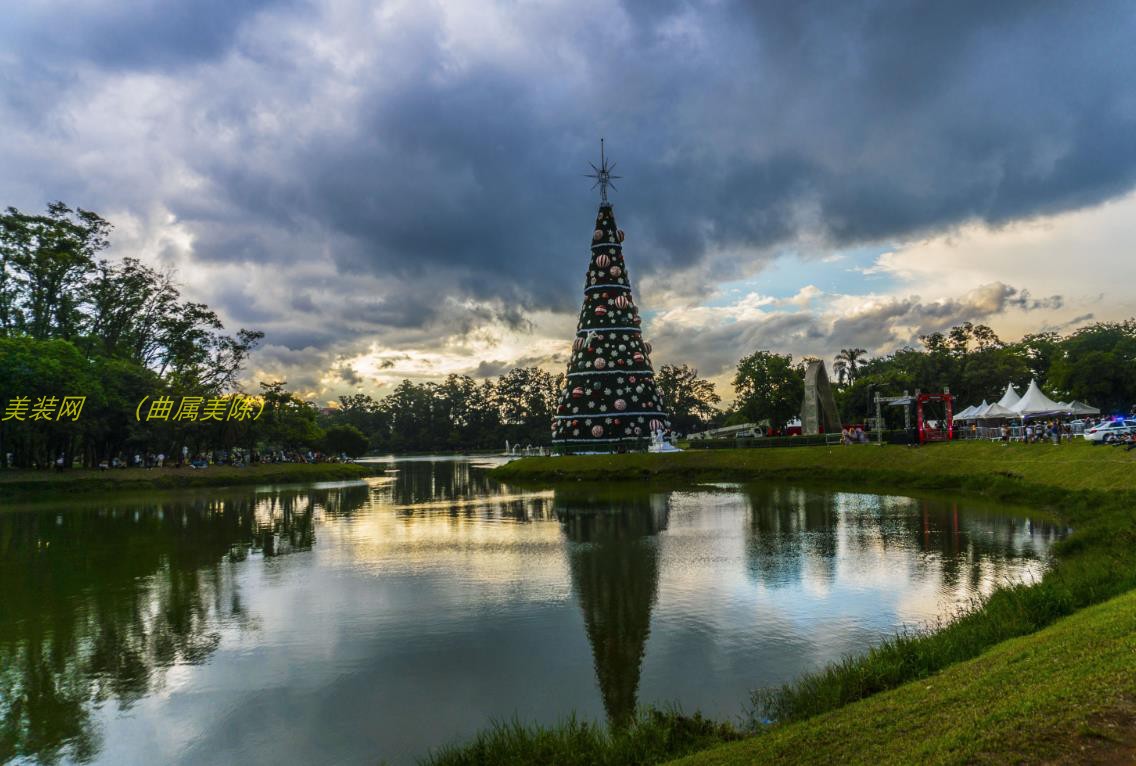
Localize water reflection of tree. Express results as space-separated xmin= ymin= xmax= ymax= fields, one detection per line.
xmin=383 ymin=459 xmax=557 ymax=523
xmin=558 ymin=487 xmax=668 ymax=728
xmin=0 ymin=486 xmax=365 ymax=765
xmin=743 ymin=485 xmax=838 ymax=587
xmin=741 ymin=485 xmax=1062 ymax=597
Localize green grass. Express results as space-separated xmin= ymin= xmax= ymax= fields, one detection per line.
xmin=491 ymin=439 xmax=1136 ymax=493
xmin=455 ymin=440 xmax=1136 ymax=764
xmin=0 ymin=461 xmax=380 ymax=499
xmin=668 ymin=587 xmax=1136 ymax=765
xmin=423 ymin=709 xmax=742 ymax=766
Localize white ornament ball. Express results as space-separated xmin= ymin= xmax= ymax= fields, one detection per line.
xmin=593 ymin=229 xmax=603 ymax=242
xmin=614 ymin=399 xmax=627 ymax=411
xmin=591 ymin=425 xmax=604 ymax=437
xmin=594 ymin=357 xmax=606 ymax=370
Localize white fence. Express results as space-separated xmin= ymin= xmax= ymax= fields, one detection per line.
xmin=953 ymin=421 xmax=1085 ymax=441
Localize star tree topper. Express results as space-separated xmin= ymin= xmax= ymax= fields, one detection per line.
xmin=585 ymin=138 xmax=621 ymax=203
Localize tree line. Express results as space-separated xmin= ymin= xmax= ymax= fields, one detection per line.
xmin=727 ymin=320 xmax=1136 ymax=431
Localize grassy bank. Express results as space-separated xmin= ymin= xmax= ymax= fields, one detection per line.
xmin=427 ymin=710 xmax=742 ymax=766
xmin=425 ymin=441 xmax=1136 ymax=765
xmin=491 ymin=439 xmax=1136 ymax=492
xmin=0 ymin=462 xmax=380 ymax=499
xmin=670 ymin=587 xmax=1136 ymax=766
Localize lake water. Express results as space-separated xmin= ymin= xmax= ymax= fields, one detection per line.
xmin=0 ymin=456 xmax=1063 ymax=765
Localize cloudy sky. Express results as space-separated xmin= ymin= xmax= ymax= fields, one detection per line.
xmin=3 ymin=0 xmax=1135 ymax=402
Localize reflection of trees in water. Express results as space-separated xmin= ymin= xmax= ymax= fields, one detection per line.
xmin=743 ymin=486 xmax=838 ymax=587
xmin=0 ymin=486 xmax=363 ymax=765
xmin=558 ymin=487 xmax=668 ymax=728
xmin=383 ymin=459 xmax=557 ymax=523
xmin=742 ymin=485 xmax=1062 ymax=596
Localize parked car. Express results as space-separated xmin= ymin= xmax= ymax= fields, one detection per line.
xmin=1083 ymin=420 xmax=1136 ymax=443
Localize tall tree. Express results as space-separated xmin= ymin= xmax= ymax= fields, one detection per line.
xmin=833 ymin=348 xmax=868 ymax=385
xmin=0 ymin=202 xmax=110 ymax=339
xmin=655 ymin=364 xmax=720 ymax=433
xmin=733 ymin=351 xmax=805 ymax=429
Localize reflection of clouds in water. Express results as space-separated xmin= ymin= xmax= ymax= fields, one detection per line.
xmin=642 ymin=484 xmax=1062 ymax=709
xmin=0 ymin=459 xmax=1063 ymax=766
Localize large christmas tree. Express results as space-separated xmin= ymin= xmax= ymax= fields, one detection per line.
xmin=551 ymin=143 xmax=671 ymax=452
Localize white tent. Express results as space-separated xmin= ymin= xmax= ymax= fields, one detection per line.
xmin=1067 ymin=400 xmax=1101 ymax=416
xmin=953 ymin=404 xmax=978 ymax=420
xmin=1011 ymin=379 xmax=1064 ymax=416
xmin=996 ymin=383 xmax=1021 ymax=410
xmin=962 ymin=400 xmax=990 ymax=420
xmin=979 ymin=402 xmax=1018 ymax=419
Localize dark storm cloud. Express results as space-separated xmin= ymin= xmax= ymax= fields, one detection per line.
xmin=1 ymin=0 xmax=291 ymax=72
xmin=233 ymin=2 xmax=1134 ymax=303
xmin=1 ymin=0 xmax=1133 ymax=348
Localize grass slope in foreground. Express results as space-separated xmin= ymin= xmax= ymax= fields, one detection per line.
xmin=669 ymin=587 xmax=1136 ymax=766
xmin=0 ymin=462 xmax=379 ymax=498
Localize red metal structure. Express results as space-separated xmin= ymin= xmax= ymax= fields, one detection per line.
xmin=916 ymin=392 xmax=954 ymax=443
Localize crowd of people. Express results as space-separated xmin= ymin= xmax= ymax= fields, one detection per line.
xmin=840 ymin=426 xmax=870 ymax=444
xmin=87 ymin=448 xmax=354 ymax=471
xmin=994 ymin=420 xmax=1074 ymax=445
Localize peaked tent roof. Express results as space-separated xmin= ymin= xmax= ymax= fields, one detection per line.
xmin=980 ymin=402 xmax=1018 ymax=419
xmin=996 ymin=383 xmax=1021 ymax=410
xmin=1067 ymin=400 xmax=1101 ymax=415
xmin=953 ymin=404 xmax=978 ymax=420
xmin=1011 ymin=379 xmax=1064 ymax=415
xmin=967 ymin=400 xmax=991 ymax=419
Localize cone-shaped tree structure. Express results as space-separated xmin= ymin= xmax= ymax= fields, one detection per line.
xmin=552 ymin=146 xmax=670 ymax=451
xmin=558 ymin=489 xmax=668 ymax=727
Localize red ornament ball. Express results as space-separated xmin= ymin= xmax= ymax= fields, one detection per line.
xmin=595 ymin=254 xmax=611 ymax=268
xmin=571 ymin=387 xmax=584 ymax=398
xmin=632 ymin=352 xmax=644 ymax=364
xmin=614 ymin=295 xmax=629 ymax=309
xmin=629 ymin=375 xmax=637 ymax=383
xmin=617 ymin=229 xmax=625 ymax=242
xmin=594 ymin=305 xmax=608 ymax=316
xmin=572 ymin=337 xmax=584 ymax=351
xmin=649 ymin=419 xmax=663 ymax=432
xmin=644 ymin=342 xmax=652 ymax=354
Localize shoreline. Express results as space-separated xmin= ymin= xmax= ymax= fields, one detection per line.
xmin=0 ymin=462 xmax=383 ymax=500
